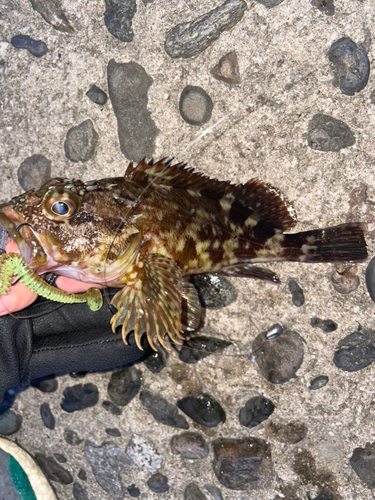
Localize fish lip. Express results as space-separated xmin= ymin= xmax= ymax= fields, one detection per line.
xmin=0 ymin=207 xmax=47 ymax=267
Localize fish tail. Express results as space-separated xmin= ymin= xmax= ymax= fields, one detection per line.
xmin=282 ymin=223 xmax=367 ymax=263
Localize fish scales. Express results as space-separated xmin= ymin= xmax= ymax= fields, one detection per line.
xmin=0 ymin=158 xmax=368 ymax=350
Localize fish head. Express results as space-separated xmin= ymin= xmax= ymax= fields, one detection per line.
xmin=0 ymin=177 xmax=141 ymax=280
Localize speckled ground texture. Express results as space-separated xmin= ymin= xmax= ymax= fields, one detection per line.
xmin=0 ymin=0 xmax=374 ymax=499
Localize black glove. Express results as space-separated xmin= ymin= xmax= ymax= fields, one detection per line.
xmin=0 ymin=288 xmax=147 ymax=410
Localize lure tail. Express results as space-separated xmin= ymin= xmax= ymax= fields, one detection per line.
xmin=282 ymin=222 xmax=367 ymax=263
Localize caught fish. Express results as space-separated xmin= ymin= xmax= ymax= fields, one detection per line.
xmin=0 ymin=159 xmax=368 ymax=349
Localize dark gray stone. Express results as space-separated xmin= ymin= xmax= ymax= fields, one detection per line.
xmin=179 ymin=336 xmax=232 ymax=364
xmin=61 ymin=383 xmax=99 ymax=412
xmin=311 ymin=0 xmax=334 ymax=15
xmin=310 ymin=317 xmax=337 ymax=332
xmin=64 ymin=119 xmax=99 ymax=163
xmin=205 ymin=484 xmax=224 ymax=500
xmin=211 ymin=51 xmax=241 ymax=84
xmin=34 ymin=453 xmax=73 ymax=484
xmin=128 ymin=484 xmax=141 ymax=497
xmin=0 ymin=410 xmax=22 ymax=435
xmin=253 ymin=329 xmax=304 ymax=384
xmin=170 ymin=432 xmax=209 ymax=459
xmin=288 ymin=279 xmax=304 ymax=307
xmin=107 ymin=60 xmax=159 ymax=161
xmin=86 ymin=85 xmax=108 ymax=105
xmin=143 ymin=349 xmax=166 ymax=373
xmin=366 ymin=256 xmax=375 ymax=302
xmin=309 ymin=375 xmax=329 ymax=390
xmin=40 ymin=402 xmax=55 ymax=430
xmin=18 ymin=154 xmax=51 ymax=191
xmin=30 ymin=0 xmax=75 ymax=33
xmin=328 ymin=37 xmax=370 ymax=96
xmin=179 ymin=86 xmax=213 ymax=126
xmin=73 ymin=483 xmax=88 ymax=500
xmin=31 ymin=376 xmax=58 ymax=393
xmin=105 ymin=427 xmax=121 ymax=437
xmin=255 ymin=0 xmax=284 ymax=7
xmin=140 ymin=390 xmax=189 ymax=429
xmin=84 ymin=441 xmax=130 ymax=500
xmin=190 ymin=273 xmax=238 ymax=309
xmin=177 ymin=393 xmax=226 ymax=427
xmin=239 ymin=395 xmax=275 ymax=428
xmin=212 ymin=437 xmax=273 ymax=490
xmin=333 ymin=329 xmax=375 ymax=372
xmin=78 ymin=468 xmax=87 ymax=480
xmin=107 ymin=366 xmax=142 ymax=406
xmin=64 ymin=428 xmax=83 ymax=446
xmin=350 ymin=442 xmax=375 ymax=488
xmin=104 ymin=0 xmax=137 ymax=42
xmin=185 ymin=483 xmax=207 ymax=500
xmin=147 ymin=473 xmax=169 ymax=493
xmin=102 ymin=400 xmax=122 ymax=415
xmin=165 ymin=0 xmax=247 ymax=58
xmin=54 ymin=453 xmax=67 ymax=463
xmin=11 ymin=35 xmax=48 ymax=57
xmin=307 ymin=114 xmax=355 ymax=152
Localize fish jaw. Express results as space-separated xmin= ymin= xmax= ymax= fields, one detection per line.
xmin=0 ymin=205 xmax=48 ymax=268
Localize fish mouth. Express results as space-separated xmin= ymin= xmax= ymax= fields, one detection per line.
xmin=0 ymin=206 xmax=47 ymax=268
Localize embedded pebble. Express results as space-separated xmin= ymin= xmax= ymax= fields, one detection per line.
xmin=211 ymin=51 xmax=241 ymax=84
xmin=105 ymin=427 xmax=122 ymax=437
xmin=0 ymin=410 xmax=22 ymax=435
xmin=64 ymin=428 xmax=83 ymax=446
xmin=179 ymin=86 xmax=213 ymax=126
xmin=239 ymin=395 xmax=275 ymax=428
xmin=212 ymin=437 xmax=273 ymax=490
xmin=11 ymin=35 xmax=48 ymax=57
xmin=190 ymin=274 xmax=238 ymax=309
xmin=61 ymin=383 xmax=99 ymax=412
xmin=179 ymin=336 xmax=232 ymax=364
xmin=177 ymin=394 xmax=226 ymax=427
xmin=139 ymin=390 xmax=189 ymax=429
xmin=365 ymin=256 xmax=375 ymax=302
xmin=288 ymin=279 xmax=304 ymax=307
xmin=311 ymin=0 xmax=334 ymax=15
xmin=128 ymin=484 xmax=141 ymax=497
xmin=126 ymin=434 xmax=165 ymax=473
xmin=265 ymin=420 xmax=307 ymax=444
xmin=107 ymin=60 xmax=159 ymax=161
xmin=64 ymin=119 xmax=99 ymax=163
xmin=85 ymin=441 xmax=130 ymax=500
xmin=307 ymin=114 xmax=355 ymax=152
xmin=73 ymin=483 xmax=88 ymax=500
xmin=86 ymin=85 xmax=108 ymax=105
xmin=309 ymin=375 xmax=329 ymax=390
xmin=18 ymin=154 xmax=51 ymax=191
xmin=54 ymin=453 xmax=67 ymax=463
xmin=350 ymin=442 xmax=375 ymax=488
xmin=328 ymin=37 xmax=370 ymax=96
xmin=310 ymin=317 xmax=337 ymax=332
xmin=31 ymin=376 xmax=58 ymax=393
xmin=30 ymin=0 xmax=75 ymax=33
xmin=69 ymin=372 xmax=87 ymax=379
xmin=78 ymin=469 xmax=87 ymax=480
xmin=104 ymin=0 xmax=137 ymax=42
xmin=205 ymin=484 xmax=224 ymax=500
xmin=307 ymin=489 xmax=334 ymax=500
xmin=170 ymin=432 xmax=209 ymax=459
xmin=252 ymin=329 xmax=304 ymax=384
xmin=143 ymin=349 xmax=166 ymax=373
xmin=331 ymin=263 xmax=359 ymax=294
xmin=255 ymin=0 xmax=284 ymax=7
xmin=102 ymin=400 xmax=122 ymax=415
xmin=147 ymin=473 xmax=170 ymax=493
xmin=185 ymin=483 xmax=207 ymax=500
xmin=107 ymin=366 xmax=142 ymax=406
xmin=40 ymin=402 xmax=55 ymax=430
xmin=34 ymin=453 xmax=73 ymax=484
xmin=165 ymin=0 xmax=247 ymax=59
xmin=333 ymin=329 xmax=375 ymax=372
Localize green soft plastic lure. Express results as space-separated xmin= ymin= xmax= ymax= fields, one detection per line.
xmin=0 ymin=252 xmax=103 ymax=311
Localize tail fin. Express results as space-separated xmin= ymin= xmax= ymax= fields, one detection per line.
xmin=282 ymin=223 xmax=367 ymax=263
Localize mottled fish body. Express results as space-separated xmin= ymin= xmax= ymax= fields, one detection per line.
xmin=0 ymin=159 xmax=367 ymax=349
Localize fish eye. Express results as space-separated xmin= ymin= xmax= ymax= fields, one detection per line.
xmin=51 ymin=201 xmax=70 ymax=216
xmin=44 ymin=191 xmax=81 ymax=221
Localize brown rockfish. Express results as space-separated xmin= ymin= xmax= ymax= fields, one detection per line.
xmin=0 ymin=159 xmax=367 ymax=349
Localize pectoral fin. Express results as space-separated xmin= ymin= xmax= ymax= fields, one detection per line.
xmin=110 ymin=254 xmax=185 ymax=350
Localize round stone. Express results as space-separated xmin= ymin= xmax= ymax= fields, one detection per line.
xmin=179 ymin=86 xmax=213 ymax=126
